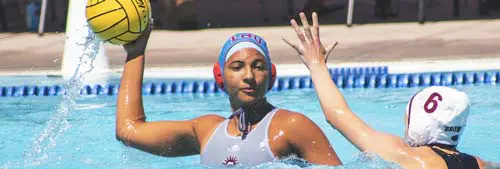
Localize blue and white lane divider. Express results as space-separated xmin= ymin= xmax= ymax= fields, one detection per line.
xmin=1 ymin=69 xmax=499 ymax=97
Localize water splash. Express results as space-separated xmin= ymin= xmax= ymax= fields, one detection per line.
xmin=248 ymin=153 xmax=402 ymax=169
xmin=340 ymin=152 xmax=402 ymax=169
xmin=22 ymin=25 xmax=102 ymax=167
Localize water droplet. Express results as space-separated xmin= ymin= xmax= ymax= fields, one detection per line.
xmin=259 ymin=139 xmax=268 ymax=151
xmin=228 ymin=144 xmax=240 ymax=152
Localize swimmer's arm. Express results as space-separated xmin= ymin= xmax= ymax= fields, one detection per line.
xmin=116 ymin=55 xmax=186 ymax=156
xmin=284 ymin=12 xmax=407 ymax=160
xmin=308 ymin=63 xmax=408 ymax=158
xmin=116 ymin=55 xmax=223 ymax=157
xmin=285 ymin=113 xmax=342 ymax=166
xmin=115 ymin=24 xmax=218 ymax=157
xmin=116 ymin=22 xmax=152 ymax=144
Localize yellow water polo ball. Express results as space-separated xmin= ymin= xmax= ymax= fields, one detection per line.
xmin=86 ymin=0 xmax=151 ymax=45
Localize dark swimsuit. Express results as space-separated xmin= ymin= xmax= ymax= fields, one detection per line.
xmin=429 ymin=144 xmax=480 ymax=169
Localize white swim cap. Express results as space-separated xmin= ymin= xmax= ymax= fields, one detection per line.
xmin=405 ymin=86 xmax=470 ymax=147
xmin=225 ymin=42 xmax=267 ymax=62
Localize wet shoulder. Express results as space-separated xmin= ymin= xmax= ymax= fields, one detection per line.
xmin=402 ymin=146 xmax=448 ymax=169
xmin=272 ymin=109 xmax=317 ymax=129
xmin=192 ymin=114 xmax=225 ymax=145
xmin=267 ymin=109 xmax=319 ymax=157
xmin=192 ymin=114 xmax=225 ymax=129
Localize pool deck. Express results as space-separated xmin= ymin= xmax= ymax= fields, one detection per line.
xmin=1 ymin=19 xmax=500 ymax=77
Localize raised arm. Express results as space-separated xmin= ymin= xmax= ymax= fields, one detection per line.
xmin=282 ymin=12 xmax=409 ymax=159
xmin=115 ymin=22 xmax=223 ymax=157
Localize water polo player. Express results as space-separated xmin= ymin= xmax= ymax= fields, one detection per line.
xmin=114 ymin=22 xmax=341 ymax=166
xmin=284 ymin=12 xmax=496 ymax=169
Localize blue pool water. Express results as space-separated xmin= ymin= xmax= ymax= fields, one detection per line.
xmin=0 ymin=77 xmax=499 ymax=169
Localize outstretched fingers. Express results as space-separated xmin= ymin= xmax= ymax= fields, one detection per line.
xmin=299 ymin=12 xmax=313 ymax=43
xmin=287 ymin=12 xmax=339 ymax=67
xmin=283 ymin=38 xmax=308 ymax=65
xmin=312 ymin=12 xmax=320 ymax=45
xmin=324 ymin=42 xmax=339 ymax=63
xmin=282 ymin=38 xmax=300 ymax=53
xmin=291 ymin=19 xmax=306 ymax=44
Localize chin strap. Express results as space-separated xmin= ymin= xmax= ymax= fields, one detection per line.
xmin=228 ymin=98 xmax=275 ymax=140
xmin=229 ymin=108 xmax=250 ymax=140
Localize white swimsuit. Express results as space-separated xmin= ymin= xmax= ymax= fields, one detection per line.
xmin=200 ymin=108 xmax=278 ymax=166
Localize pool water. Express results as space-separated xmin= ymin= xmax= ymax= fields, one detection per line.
xmin=0 ymin=80 xmax=499 ymax=168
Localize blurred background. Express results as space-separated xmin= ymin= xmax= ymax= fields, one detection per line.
xmin=2 ymin=0 xmax=500 ymax=32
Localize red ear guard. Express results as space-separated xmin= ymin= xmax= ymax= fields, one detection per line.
xmin=213 ymin=62 xmax=277 ymax=91
xmin=270 ymin=64 xmax=276 ymax=90
xmin=213 ymin=62 xmax=225 ymax=90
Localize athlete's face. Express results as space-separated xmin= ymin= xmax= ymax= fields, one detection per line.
xmin=223 ymin=48 xmax=270 ymax=108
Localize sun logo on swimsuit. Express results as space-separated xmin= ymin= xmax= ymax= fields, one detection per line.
xmin=222 ymin=156 xmax=238 ymax=166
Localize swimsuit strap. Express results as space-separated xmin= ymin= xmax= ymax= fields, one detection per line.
xmin=228 ymin=108 xmax=250 ymax=139
xmin=429 ymin=145 xmax=480 ymax=169
xmin=228 ymin=99 xmax=275 ymax=140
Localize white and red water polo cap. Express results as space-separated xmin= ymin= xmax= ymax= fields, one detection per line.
xmin=405 ymin=86 xmax=470 ymax=148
